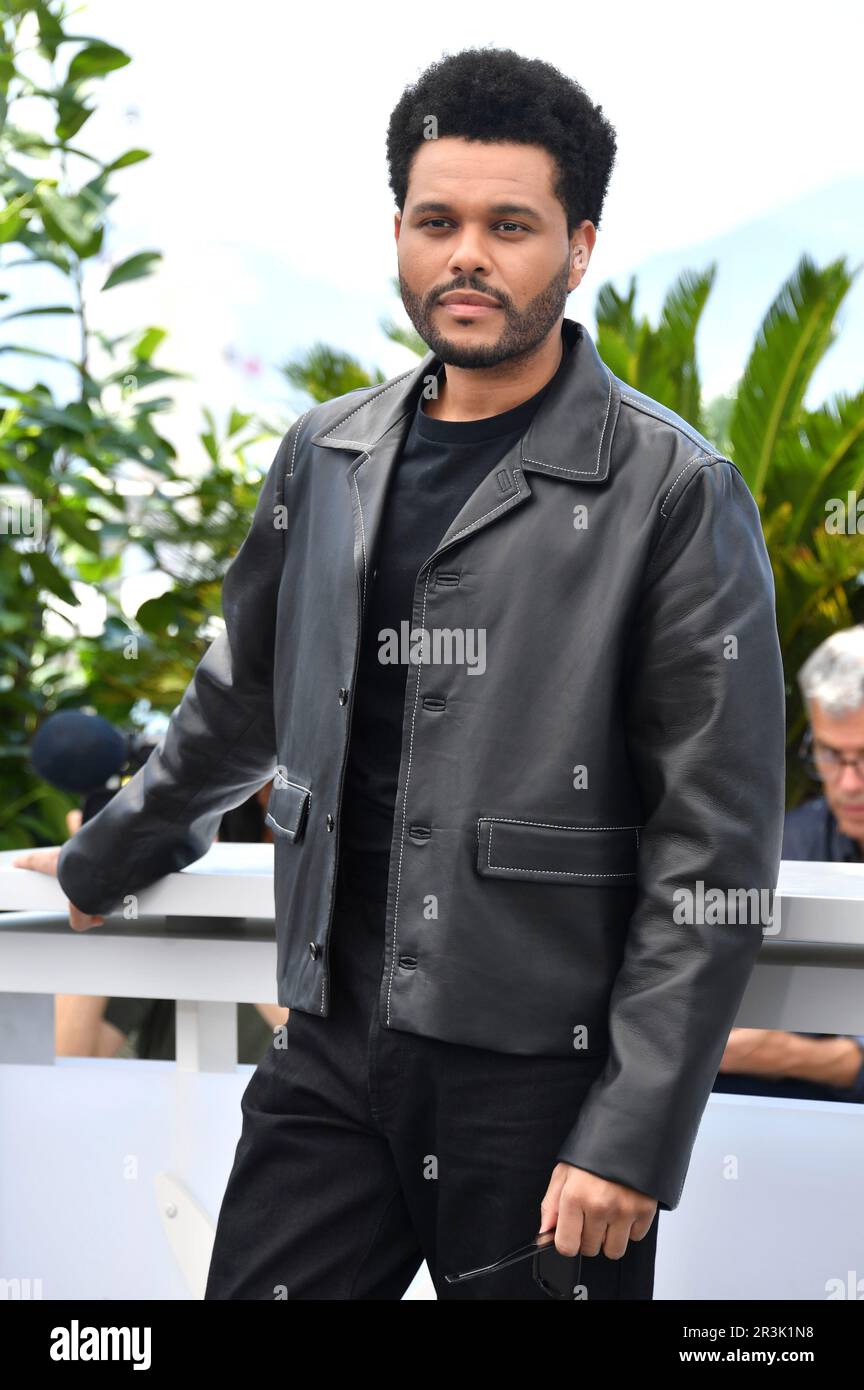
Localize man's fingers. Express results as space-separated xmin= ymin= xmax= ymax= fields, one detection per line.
xmin=577 ymin=1210 xmax=608 ymax=1258
xmin=554 ymin=1208 xmax=585 ymax=1258
xmin=11 ymin=847 xmax=61 ymax=875
xmin=539 ymin=1164 xmax=569 ymax=1234
xmin=546 ymin=1164 xmax=585 ymax=1253
xmin=630 ymin=1208 xmax=656 ymax=1242
xmin=554 ymin=1167 xmax=658 ymax=1260
xmin=599 ymin=1216 xmax=636 ymax=1261
xmin=69 ymin=905 xmax=104 ymax=931
xmin=12 ymin=847 xmax=101 ymax=927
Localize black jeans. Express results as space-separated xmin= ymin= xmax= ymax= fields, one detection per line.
xmin=204 ymin=850 xmax=659 ymax=1300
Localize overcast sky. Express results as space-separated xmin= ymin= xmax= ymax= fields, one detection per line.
xmin=8 ymin=0 xmax=864 ymax=465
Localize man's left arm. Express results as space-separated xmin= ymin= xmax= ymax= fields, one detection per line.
xmin=555 ymin=456 xmax=787 ymax=1212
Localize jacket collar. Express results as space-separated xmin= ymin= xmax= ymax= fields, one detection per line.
xmin=309 ymin=317 xmax=621 ymax=485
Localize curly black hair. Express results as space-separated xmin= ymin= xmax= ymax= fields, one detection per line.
xmin=386 ymin=47 xmax=618 ymax=235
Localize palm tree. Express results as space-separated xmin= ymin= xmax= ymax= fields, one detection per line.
xmin=594 ymin=255 xmax=864 ymax=805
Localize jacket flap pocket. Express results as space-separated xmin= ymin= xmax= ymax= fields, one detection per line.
xmin=476 ymin=818 xmax=639 ymax=884
xmin=265 ymin=776 xmax=311 ymax=842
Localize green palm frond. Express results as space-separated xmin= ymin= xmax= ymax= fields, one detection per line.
xmin=790 ymin=389 xmax=864 ymax=536
xmin=595 ymin=266 xmax=715 ymax=430
xmin=729 ymin=255 xmax=857 ymax=500
xmin=279 ymin=344 xmax=387 ymax=403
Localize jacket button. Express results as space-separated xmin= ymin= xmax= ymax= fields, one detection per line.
xmin=338 ymin=687 xmax=348 ymax=704
xmin=398 ymin=955 xmax=418 ymax=970
xmin=408 ymin=824 xmax=431 ymax=841
xmin=326 ymin=813 xmax=334 ymax=831
xmin=308 ymin=941 xmax=320 ymax=959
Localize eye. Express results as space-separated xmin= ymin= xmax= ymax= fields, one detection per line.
xmin=418 ymin=219 xmax=529 ymax=233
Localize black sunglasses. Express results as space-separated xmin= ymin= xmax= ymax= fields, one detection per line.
xmin=443 ymin=1226 xmax=582 ymax=1299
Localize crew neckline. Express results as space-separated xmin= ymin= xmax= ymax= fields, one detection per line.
xmin=415 ymin=332 xmax=571 ymax=445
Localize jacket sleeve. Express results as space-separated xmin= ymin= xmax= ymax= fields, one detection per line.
xmin=56 ymin=428 xmax=293 ymax=916
xmin=554 ymin=456 xmax=786 ymax=1211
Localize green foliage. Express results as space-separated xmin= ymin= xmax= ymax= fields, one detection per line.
xmin=0 ymin=2 xmax=281 ymax=848
xmin=596 ymin=256 xmax=864 ymax=806
xmin=595 ymin=266 xmax=716 ymax=431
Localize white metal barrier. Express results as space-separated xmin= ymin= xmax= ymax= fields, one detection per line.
xmin=1 ymin=848 xmax=863 ymax=1299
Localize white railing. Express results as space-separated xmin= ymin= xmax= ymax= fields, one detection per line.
xmin=2 ymin=850 xmax=864 ymax=1300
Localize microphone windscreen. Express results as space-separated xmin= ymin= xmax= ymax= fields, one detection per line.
xmin=31 ymin=711 xmax=127 ymax=793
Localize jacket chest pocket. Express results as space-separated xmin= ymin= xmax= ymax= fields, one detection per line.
xmin=476 ymin=818 xmax=639 ymax=884
xmin=265 ymin=776 xmax=311 ymax=842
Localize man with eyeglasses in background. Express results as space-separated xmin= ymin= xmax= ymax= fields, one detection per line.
xmin=713 ymin=624 xmax=864 ymax=1103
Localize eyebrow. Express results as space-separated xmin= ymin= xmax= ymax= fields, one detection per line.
xmin=410 ymin=200 xmax=545 ymax=220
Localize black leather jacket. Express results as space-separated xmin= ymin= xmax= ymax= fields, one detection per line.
xmin=58 ymin=317 xmax=786 ymax=1210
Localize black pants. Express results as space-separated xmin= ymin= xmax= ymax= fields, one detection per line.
xmin=204 ymin=851 xmax=659 ymax=1300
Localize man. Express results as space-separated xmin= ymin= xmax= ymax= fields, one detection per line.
xmin=14 ymin=47 xmax=786 ymax=1300
xmin=714 ymin=626 xmax=864 ymax=1102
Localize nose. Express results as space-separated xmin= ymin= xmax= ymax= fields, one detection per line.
xmin=447 ymin=234 xmax=493 ymax=279
xmin=837 ymin=761 xmax=864 ymax=793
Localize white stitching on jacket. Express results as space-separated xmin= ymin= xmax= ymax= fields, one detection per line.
xmin=352 ymin=458 xmax=370 ymax=612
xmin=266 ymin=813 xmax=295 ymax=836
xmin=487 ymin=825 xmax=636 ymax=876
xmin=478 ymin=817 xmax=642 ymax=831
xmin=266 ymin=780 xmax=310 ymax=837
xmin=447 ymin=485 xmax=519 ymax=541
xmin=480 ymin=818 xmax=640 ymax=876
xmin=319 ymin=371 xmax=415 ymax=440
xmin=273 ymin=777 xmax=311 ymax=796
xmin=522 ymin=366 xmax=613 ymax=477
xmin=386 ymin=484 xmax=531 ymax=1023
xmin=659 ymin=451 xmax=712 ymax=517
xmin=619 ymin=391 xmax=718 ymax=457
xmin=386 ymin=565 xmax=434 ymax=1026
xmin=286 ymin=410 xmax=314 ymax=477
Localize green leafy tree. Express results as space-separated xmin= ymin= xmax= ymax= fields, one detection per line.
xmin=597 ymin=255 xmax=864 ymax=804
xmin=732 ymin=258 xmax=864 ymax=801
xmin=277 ymin=277 xmax=419 ymax=399
xmin=0 ymin=1 xmax=280 ymax=847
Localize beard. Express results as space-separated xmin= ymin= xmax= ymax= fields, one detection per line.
xmin=398 ymin=255 xmax=571 ymax=369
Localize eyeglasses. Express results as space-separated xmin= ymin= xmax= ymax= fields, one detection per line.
xmin=443 ymin=1226 xmax=581 ymax=1299
xmin=798 ymin=729 xmax=864 ymax=781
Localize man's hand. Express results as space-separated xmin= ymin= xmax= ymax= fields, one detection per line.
xmin=11 ymin=846 xmax=105 ymax=931
xmin=540 ymin=1163 xmax=657 ymax=1260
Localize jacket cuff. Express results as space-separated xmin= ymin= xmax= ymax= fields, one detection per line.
xmin=57 ymin=837 xmax=126 ymax=917
xmin=555 ymin=1097 xmax=683 ymax=1212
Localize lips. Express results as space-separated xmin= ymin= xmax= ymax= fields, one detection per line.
xmin=438 ymin=292 xmax=501 ymax=308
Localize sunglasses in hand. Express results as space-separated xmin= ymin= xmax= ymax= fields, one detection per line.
xmin=443 ymin=1226 xmax=581 ymax=1299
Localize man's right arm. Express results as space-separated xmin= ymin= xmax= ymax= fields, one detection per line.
xmin=56 ymin=427 xmax=294 ymax=917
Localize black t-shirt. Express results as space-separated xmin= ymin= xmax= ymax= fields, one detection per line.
xmin=337 ymin=331 xmax=572 ymax=901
